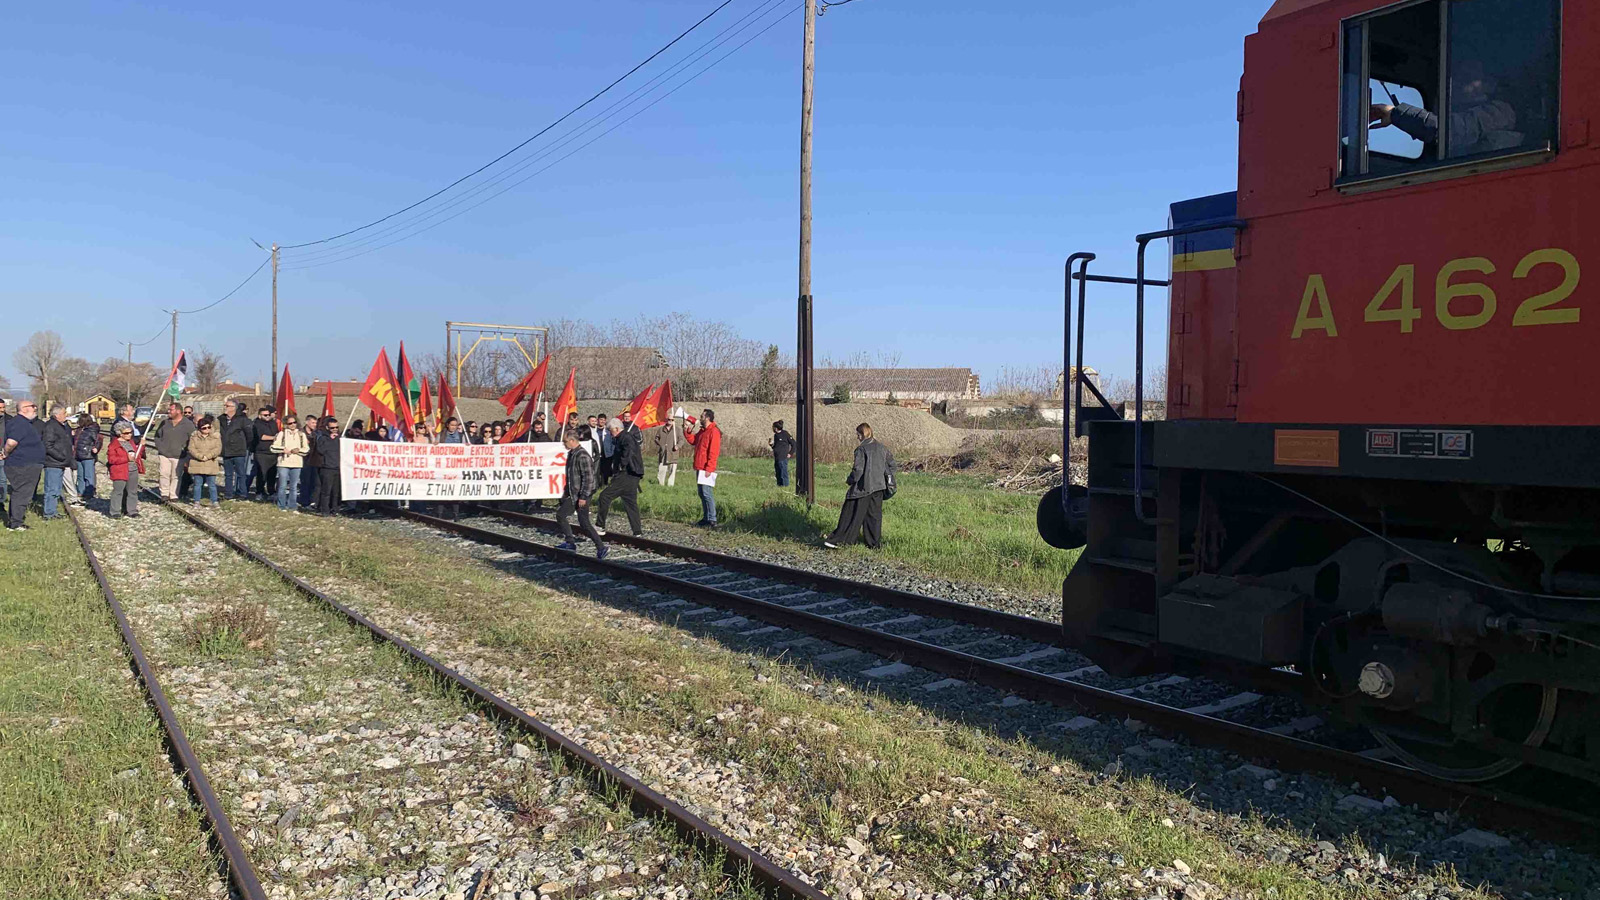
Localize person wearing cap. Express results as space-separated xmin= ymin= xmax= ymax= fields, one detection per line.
xmin=106 ymin=420 xmax=145 ymax=518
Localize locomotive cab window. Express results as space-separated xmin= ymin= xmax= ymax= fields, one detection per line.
xmin=1339 ymin=0 xmax=1560 ymax=186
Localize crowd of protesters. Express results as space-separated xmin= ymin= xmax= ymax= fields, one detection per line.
xmin=1 ymin=394 xmax=895 ymax=552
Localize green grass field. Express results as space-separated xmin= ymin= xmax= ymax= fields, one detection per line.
xmin=621 ymin=456 xmax=1077 ymax=598
xmin=0 ymin=517 xmax=217 ymax=899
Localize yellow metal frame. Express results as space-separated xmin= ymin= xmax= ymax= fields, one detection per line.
xmin=445 ymin=321 xmax=548 ymax=399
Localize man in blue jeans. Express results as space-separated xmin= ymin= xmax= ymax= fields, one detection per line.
xmin=219 ymin=399 xmax=255 ymax=500
xmin=39 ymin=405 xmax=74 ymax=519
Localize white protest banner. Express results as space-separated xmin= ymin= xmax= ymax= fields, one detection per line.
xmin=340 ymin=439 xmax=567 ymax=501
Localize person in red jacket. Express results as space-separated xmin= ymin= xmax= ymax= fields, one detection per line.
xmin=683 ymin=408 xmax=722 ymax=528
xmin=105 ymin=421 xmax=145 ymax=518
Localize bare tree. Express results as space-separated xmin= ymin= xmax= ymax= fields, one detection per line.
xmin=95 ymin=357 xmax=167 ymax=406
xmin=54 ymin=357 xmax=97 ymax=407
xmin=192 ymin=346 xmax=233 ymax=393
xmin=12 ymin=330 xmax=66 ymax=409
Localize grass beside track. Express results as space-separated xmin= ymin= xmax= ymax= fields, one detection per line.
xmin=624 ymin=456 xmax=1076 ymax=597
xmin=201 ymin=502 xmax=1482 ymax=900
xmin=0 ymin=516 xmax=218 ymax=900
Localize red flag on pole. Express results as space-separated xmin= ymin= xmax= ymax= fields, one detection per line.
xmin=438 ymin=376 xmax=457 ymax=426
xmin=274 ymin=366 xmax=296 ymax=418
xmin=357 ymin=348 xmax=403 ymax=430
xmin=418 ymin=374 xmax=435 ymax=432
xmin=639 ymin=379 xmax=673 ymax=430
xmin=551 ymin=368 xmax=577 ymax=434
xmin=626 ymin=383 xmax=657 ymax=422
xmin=321 ymin=380 xmax=335 ymax=419
xmin=496 ymin=358 xmax=549 ymax=414
xmin=498 ymin=357 xmax=550 ymax=443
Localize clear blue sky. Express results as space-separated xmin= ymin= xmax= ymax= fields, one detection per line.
xmin=0 ymin=0 xmax=1264 ymax=392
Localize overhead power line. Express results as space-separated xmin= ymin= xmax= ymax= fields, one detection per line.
xmin=283 ymin=0 xmax=793 ymax=267
xmin=282 ymin=0 xmax=800 ymax=271
xmin=174 ymin=254 xmax=274 ymax=315
xmin=279 ymin=0 xmax=736 ymax=251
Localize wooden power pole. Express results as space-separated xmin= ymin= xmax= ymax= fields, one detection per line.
xmin=796 ymin=0 xmax=817 ymax=507
xmin=271 ymin=243 xmax=280 ymax=382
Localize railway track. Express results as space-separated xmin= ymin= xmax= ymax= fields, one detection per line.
xmin=70 ymin=496 xmax=831 ymax=900
xmin=399 ymin=503 xmax=1599 ymax=847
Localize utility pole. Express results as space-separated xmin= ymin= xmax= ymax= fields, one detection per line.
xmin=271 ymin=243 xmax=280 ymax=381
xmin=795 ymin=0 xmax=817 ymax=507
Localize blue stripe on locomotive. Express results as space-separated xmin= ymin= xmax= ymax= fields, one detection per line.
xmin=1169 ymin=191 xmax=1238 ymax=272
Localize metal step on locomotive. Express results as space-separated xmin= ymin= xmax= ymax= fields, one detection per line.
xmin=1037 ymin=0 xmax=1599 ymax=783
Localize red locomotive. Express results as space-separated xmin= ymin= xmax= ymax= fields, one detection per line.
xmin=1039 ymin=0 xmax=1598 ymax=782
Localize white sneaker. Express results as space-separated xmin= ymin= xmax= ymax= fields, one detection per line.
xmin=823 ymin=541 xmax=838 ymax=549
xmin=594 ymin=527 xmax=608 ymax=537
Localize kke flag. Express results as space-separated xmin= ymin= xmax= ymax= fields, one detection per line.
xmin=358 ymin=348 xmax=404 ymax=430
xmin=626 ymin=383 xmax=656 ymax=422
xmin=497 ymin=356 xmax=549 ymax=414
xmin=394 ymin=342 xmax=418 ymax=438
xmin=498 ymin=358 xmax=550 ymax=443
xmin=162 ymin=351 xmax=189 ymax=401
xmin=274 ymin=365 xmax=297 ymax=418
xmin=438 ymin=376 xmax=457 ymax=427
xmin=649 ymin=379 xmax=674 ymax=430
xmin=551 ymin=368 xmax=577 ymax=433
xmin=322 ymin=381 xmax=336 ymax=419
xmin=418 ymin=374 xmax=434 ymax=431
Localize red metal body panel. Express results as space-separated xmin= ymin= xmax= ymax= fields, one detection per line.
xmin=1170 ymin=264 xmax=1240 ymax=420
xmin=1199 ymin=0 xmax=1600 ymax=427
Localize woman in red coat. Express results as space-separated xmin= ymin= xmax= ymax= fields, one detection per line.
xmin=106 ymin=421 xmax=145 ymax=518
xmin=683 ymin=408 xmax=722 ymax=528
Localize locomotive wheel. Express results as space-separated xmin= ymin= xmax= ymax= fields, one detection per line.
xmin=1370 ymin=684 xmax=1557 ymax=782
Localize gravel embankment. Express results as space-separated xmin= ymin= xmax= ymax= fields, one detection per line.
xmin=188 ymin=504 xmax=1600 ymax=900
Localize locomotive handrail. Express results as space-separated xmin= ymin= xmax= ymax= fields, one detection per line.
xmin=1132 ymin=218 xmax=1246 ymax=525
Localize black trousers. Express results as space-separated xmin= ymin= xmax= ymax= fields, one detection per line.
xmin=827 ymin=490 xmax=884 ymax=548
xmin=316 ymin=470 xmax=341 ymax=514
xmin=5 ymin=464 xmax=41 ymax=529
xmin=251 ymin=454 xmax=278 ymax=497
xmin=557 ymin=495 xmax=604 ymax=546
xmin=593 ymin=472 xmax=641 ymax=534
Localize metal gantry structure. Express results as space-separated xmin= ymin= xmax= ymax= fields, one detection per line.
xmin=445 ymin=321 xmax=548 ymax=400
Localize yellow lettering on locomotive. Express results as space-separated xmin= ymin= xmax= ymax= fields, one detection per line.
xmin=1363 ymin=264 xmax=1420 ymax=333
xmin=1291 ymin=274 xmax=1338 ymax=339
xmin=1512 ymin=248 xmax=1581 ymax=326
xmin=1435 ymin=257 xmax=1497 ymax=331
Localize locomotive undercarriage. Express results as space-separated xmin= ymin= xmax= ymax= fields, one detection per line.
xmin=1042 ymin=423 xmax=1600 ymax=783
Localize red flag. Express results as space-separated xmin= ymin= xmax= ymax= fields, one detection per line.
xmin=498 ymin=358 xmax=550 ymax=443
xmin=274 ymin=366 xmax=297 ymax=418
xmin=500 ymin=398 xmax=539 ymax=443
xmin=639 ymin=379 xmax=673 ymax=430
xmin=357 ymin=348 xmax=403 ymax=430
xmin=418 ymin=374 xmax=434 ymax=431
xmin=551 ymin=369 xmax=577 ymax=435
xmin=438 ymin=376 xmax=457 ymax=426
xmin=321 ymin=381 xmax=335 ymax=419
xmin=626 ymin=383 xmax=657 ymax=422
xmin=497 ymin=357 xmax=550 ymax=414
xmin=394 ymin=342 xmax=417 ymax=438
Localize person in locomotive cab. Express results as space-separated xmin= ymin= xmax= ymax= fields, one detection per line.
xmin=1369 ymin=59 xmax=1521 ymax=156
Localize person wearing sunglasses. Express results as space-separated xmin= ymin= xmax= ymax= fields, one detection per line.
xmin=186 ymin=415 xmax=223 ymax=507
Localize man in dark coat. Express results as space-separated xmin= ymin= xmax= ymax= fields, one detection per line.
xmin=555 ymin=428 xmax=607 ymax=558
xmin=219 ymin=399 xmax=255 ymax=500
xmin=312 ymin=416 xmax=343 ymax=516
xmin=823 ymin=423 xmax=895 ymax=550
xmin=594 ymin=417 xmax=644 ymax=537
xmin=250 ymin=407 xmax=280 ymax=500
xmin=40 ymin=405 xmax=75 ymax=518
xmin=769 ymin=420 xmax=794 ymax=487
xmin=0 ymin=400 xmax=45 ymax=530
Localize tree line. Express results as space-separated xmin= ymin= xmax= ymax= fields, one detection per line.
xmin=7 ymin=331 xmax=234 ymax=411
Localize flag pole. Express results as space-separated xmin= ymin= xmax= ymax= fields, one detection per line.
xmin=133 ymin=351 xmax=183 ymax=466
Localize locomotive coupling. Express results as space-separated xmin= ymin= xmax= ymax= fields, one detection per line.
xmin=1380 ymin=582 xmax=1497 ymax=646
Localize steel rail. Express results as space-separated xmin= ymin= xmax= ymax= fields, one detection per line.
xmin=466 ymin=504 xmax=1063 ymax=644
xmin=156 ymin=499 xmax=832 ymax=900
xmin=408 ymin=509 xmax=1600 ymax=846
xmin=65 ymin=507 xmax=270 ymax=900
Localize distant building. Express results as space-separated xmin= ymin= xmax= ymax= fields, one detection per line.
xmin=1055 ymin=367 xmax=1100 ymax=397
xmin=183 ymin=381 xmax=257 ymax=395
xmin=307 ymin=379 xmax=367 ymax=397
xmin=546 ymin=347 xmax=670 ymax=399
xmin=694 ymin=367 xmax=979 ymax=404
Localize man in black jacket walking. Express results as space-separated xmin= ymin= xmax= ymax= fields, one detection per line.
xmin=594 ymin=417 xmax=644 ymax=537
xmin=219 ymin=399 xmax=254 ymax=500
xmin=555 ymin=429 xmax=607 ymax=557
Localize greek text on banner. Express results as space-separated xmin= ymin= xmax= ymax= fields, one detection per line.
xmin=340 ymin=439 xmax=567 ymax=500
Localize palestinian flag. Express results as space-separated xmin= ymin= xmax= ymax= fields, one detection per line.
xmin=162 ymin=351 xmax=188 ymax=401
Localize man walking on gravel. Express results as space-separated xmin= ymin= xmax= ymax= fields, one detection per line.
xmin=555 ymin=428 xmax=607 ymax=558
xmin=594 ymin=417 xmax=644 ymax=538
xmin=0 ymin=399 xmax=45 ymax=531
xmin=684 ymin=408 xmax=722 ymax=528
xmin=151 ymin=402 xmax=195 ymax=501
xmin=219 ymin=399 xmax=254 ymax=500
xmin=824 ymin=423 xmax=895 ymax=550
